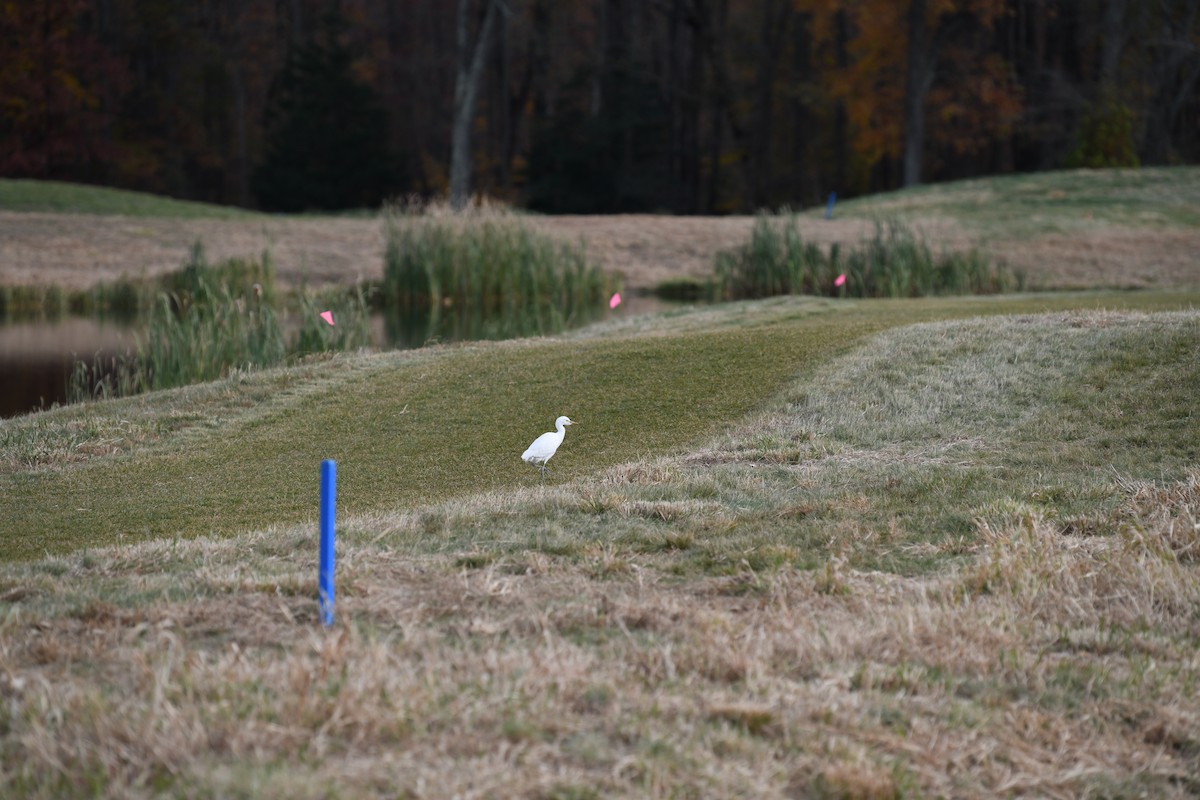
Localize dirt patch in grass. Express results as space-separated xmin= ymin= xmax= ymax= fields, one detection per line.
xmin=3 ymin=208 xmax=1194 ymax=294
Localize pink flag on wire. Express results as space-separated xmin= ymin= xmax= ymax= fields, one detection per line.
xmin=834 ymin=274 xmax=846 ymax=287
xmin=609 ymin=292 xmax=622 ymax=309
xmin=320 ymin=311 xmax=335 ymax=326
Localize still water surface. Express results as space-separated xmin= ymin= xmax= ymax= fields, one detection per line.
xmin=0 ymin=317 xmax=136 ymax=418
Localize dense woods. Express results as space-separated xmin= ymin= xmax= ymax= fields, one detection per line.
xmin=2 ymin=0 xmax=1197 ymax=213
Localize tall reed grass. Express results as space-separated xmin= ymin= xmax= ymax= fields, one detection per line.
xmin=380 ymin=209 xmax=614 ymax=345
xmin=0 ymin=283 xmax=72 ymax=318
xmin=716 ymin=214 xmax=1023 ymax=300
xmin=294 ymin=284 xmax=373 ymax=357
xmin=69 ymin=246 xmax=371 ymax=402
xmin=66 ymin=275 xmax=148 ymax=318
xmin=1 ymin=276 xmax=157 ymax=320
xmin=2 ymin=244 xmax=279 ymax=321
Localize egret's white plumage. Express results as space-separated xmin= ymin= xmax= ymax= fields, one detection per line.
xmin=522 ymin=415 xmax=573 ymax=481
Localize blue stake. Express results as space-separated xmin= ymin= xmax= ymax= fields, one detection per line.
xmin=319 ymin=459 xmax=337 ymax=626
xmin=824 ymin=192 xmax=837 ymax=220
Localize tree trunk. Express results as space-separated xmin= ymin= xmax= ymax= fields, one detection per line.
xmin=833 ymin=7 xmax=849 ymax=194
xmin=750 ymin=0 xmax=791 ymax=206
xmin=903 ymin=0 xmax=930 ymax=187
xmin=450 ymin=0 xmax=500 ymax=210
xmin=231 ymin=63 xmax=250 ymax=207
xmin=1099 ymin=0 xmax=1127 ymax=89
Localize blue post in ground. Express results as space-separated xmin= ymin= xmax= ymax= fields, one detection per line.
xmin=824 ymin=192 xmax=837 ymax=220
xmin=319 ymin=459 xmax=337 ymax=626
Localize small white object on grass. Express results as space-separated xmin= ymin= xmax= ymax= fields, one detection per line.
xmin=522 ymin=415 xmax=573 ymax=483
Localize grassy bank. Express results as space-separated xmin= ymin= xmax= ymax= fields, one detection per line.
xmin=1 ymin=297 xmax=1197 ymax=798
xmin=2 ymin=290 xmax=1196 ymax=561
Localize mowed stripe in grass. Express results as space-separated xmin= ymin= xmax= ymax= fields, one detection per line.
xmin=3 ymin=290 xmax=1197 ymax=560
xmin=2 ymin=316 xmax=845 ymax=559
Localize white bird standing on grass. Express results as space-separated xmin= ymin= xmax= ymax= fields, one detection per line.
xmin=522 ymin=416 xmax=573 ymax=482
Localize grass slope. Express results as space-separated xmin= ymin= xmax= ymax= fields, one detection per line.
xmin=2 ymin=290 xmax=1197 ymax=563
xmin=0 ymin=178 xmax=260 ymax=219
xmin=1 ymin=304 xmax=1197 ymax=798
xmin=831 ymin=165 xmax=1200 ymax=235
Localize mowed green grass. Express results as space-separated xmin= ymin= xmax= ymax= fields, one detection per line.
xmin=0 ymin=178 xmax=261 ymax=219
xmin=2 ymin=290 xmax=1196 ymax=562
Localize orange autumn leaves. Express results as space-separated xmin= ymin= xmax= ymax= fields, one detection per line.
xmin=797 ymin=0 xmax=1022 ymax=181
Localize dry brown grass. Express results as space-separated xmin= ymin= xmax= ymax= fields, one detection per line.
xmin=4 ymin=167 xmax=1197 ymax=298
xmin=3 ymin=205 xmax=1195 ymax=295
xmin=2 ymin=470 xmax=1197 ymax=798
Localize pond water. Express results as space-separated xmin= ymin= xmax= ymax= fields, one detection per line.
xmin=0 ymin=317 xmax=137 ymax=418
xmin=0 ymin=295 xmax=669 ymax=419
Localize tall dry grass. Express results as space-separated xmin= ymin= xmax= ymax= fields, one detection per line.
xmin=0 ymin=472 xmax=1196 ymax=798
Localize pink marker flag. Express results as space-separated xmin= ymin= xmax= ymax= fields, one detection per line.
xmin=609 ymin=292 xmax=622 ymax=309
xmin=834 ymin=274 xmax=846 ymax=287
xmin=320 ymin=310 xmax=335 ymax=326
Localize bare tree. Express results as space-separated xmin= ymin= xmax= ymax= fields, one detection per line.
xmin=903 ymin=0 xmax=930 ymax=187
xmin=450 ymin=0 xmax=502 ymax=209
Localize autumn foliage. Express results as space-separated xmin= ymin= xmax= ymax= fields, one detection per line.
xmin=0 ymin=0 xmax=1196 ymax=212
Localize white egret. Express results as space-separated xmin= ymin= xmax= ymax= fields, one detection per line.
xmin=522 ymin=415 xmax=573 ymax=482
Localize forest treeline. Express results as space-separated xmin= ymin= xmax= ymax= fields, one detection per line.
xmin=2 ymin=0 xmax=1197 ymax=214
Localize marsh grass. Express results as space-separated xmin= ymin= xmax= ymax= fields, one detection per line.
xmin=69 ymin=275 xmax=149 ymax=318
xmin=717 ymin=215 xmax=1020 ymax=300
xmin=1 ymin=276 xmax=157 ymax=319
xmin=0 ymin=284 xmax=71 ymax=318
xmin=381 ymin=208 xmax=616 ymax=345
xmin=66 ymin=244 xmax=372 ymax=402
xmin=294 ymin=283 xmax=373 ymax=357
